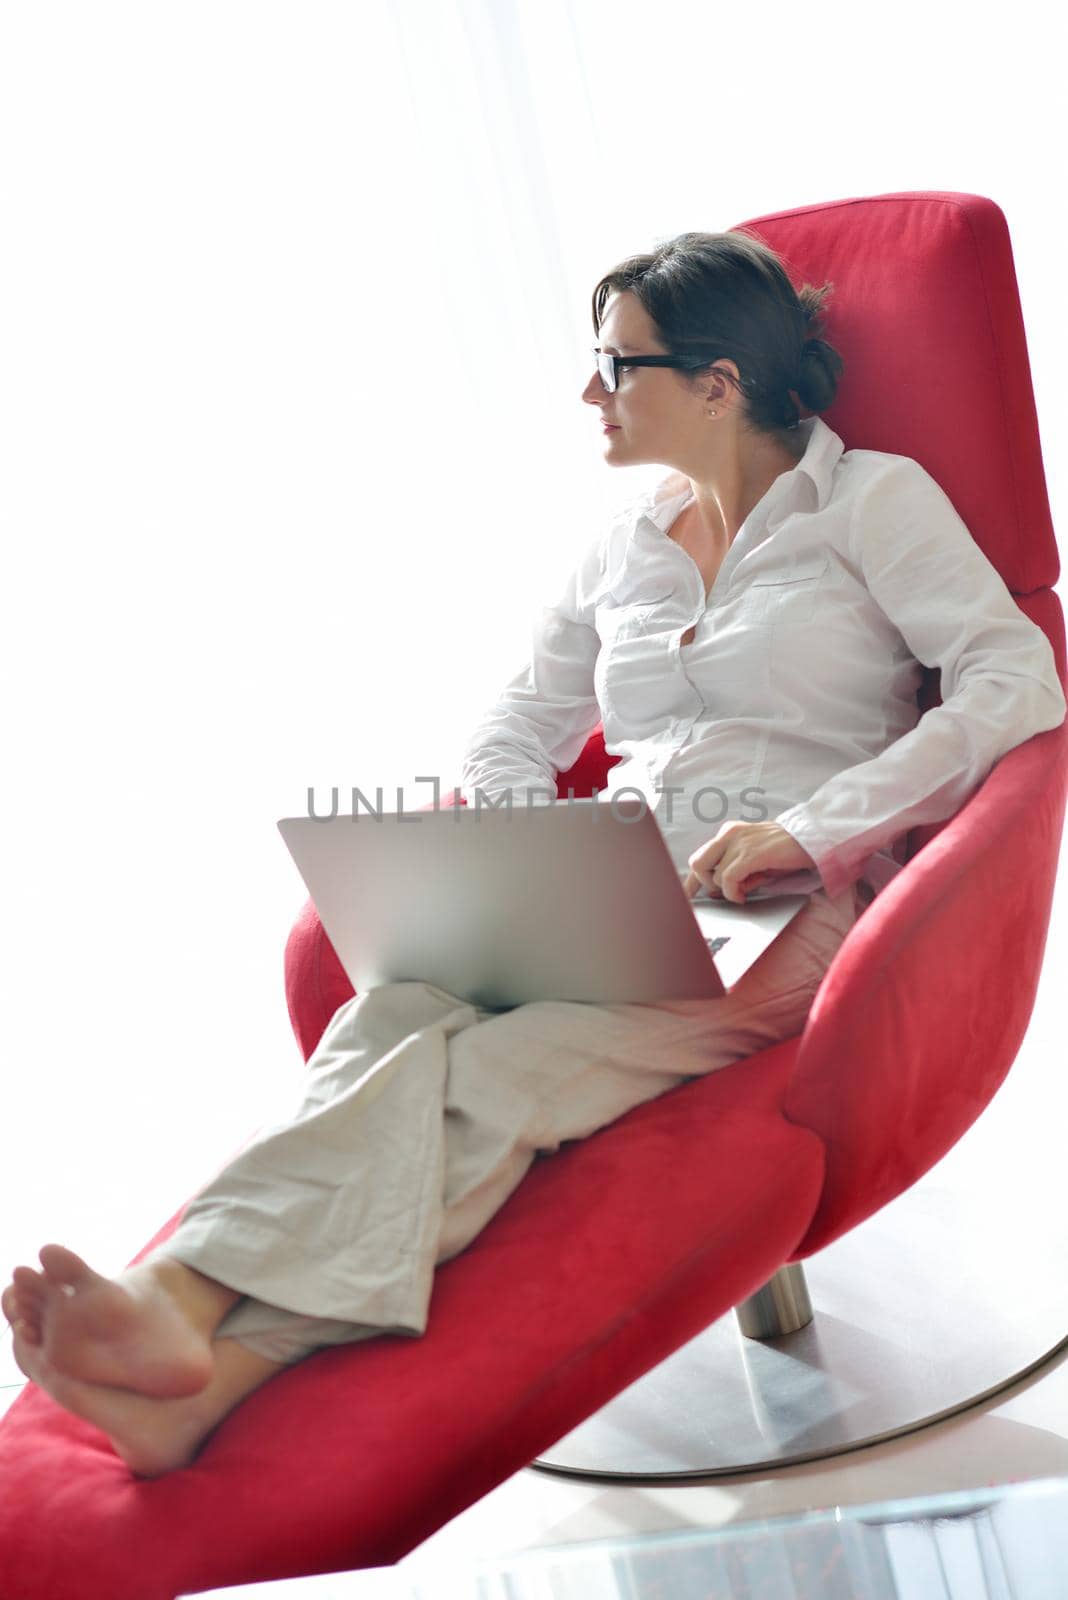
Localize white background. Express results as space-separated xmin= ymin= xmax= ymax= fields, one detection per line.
xmin=1 ymin=0 xmax=1064 ymax=1279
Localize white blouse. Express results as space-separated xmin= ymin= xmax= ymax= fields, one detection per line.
xmin=460 ymin=415 xmax=1067 ymax=903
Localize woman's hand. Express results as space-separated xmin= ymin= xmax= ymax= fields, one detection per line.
xmin=683 ymin=821 xmax=818 ymax=905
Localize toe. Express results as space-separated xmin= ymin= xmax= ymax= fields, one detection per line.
xmin=13 ymin=1265 xmax=47 ymax=1300
xmin=12 ymin=1267 xmax=49 ymax=1329
xmin=3 ymin=1283 xmax=41 ymax=1341
xmin=38 ymin=1244 xmax=99 ymax=1290
xmin=11 ymin=1325 xmax=46 ymax=1382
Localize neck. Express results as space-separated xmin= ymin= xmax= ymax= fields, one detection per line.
xmin=686 ymin=428 xmax=806 ymax=545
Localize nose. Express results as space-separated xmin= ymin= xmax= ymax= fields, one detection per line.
xmin=582 ymin=367 xmax=608 ymax=405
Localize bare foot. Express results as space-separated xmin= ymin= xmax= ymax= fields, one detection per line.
xmin=2 ymin=1244 xmax=221 ymax=1398
xmin=10 ymin=1322 xmax=283 ymax=1478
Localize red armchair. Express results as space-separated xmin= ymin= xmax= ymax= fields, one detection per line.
xmin=1 ymin=191 xmax=1064 ymax=1598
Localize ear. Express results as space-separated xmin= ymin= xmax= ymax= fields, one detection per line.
xmin=702 ymin=359 xmax=742 ymax=408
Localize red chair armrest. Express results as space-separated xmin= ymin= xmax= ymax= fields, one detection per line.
xmin=785 ymin=723 xmax=1068 ymax=1256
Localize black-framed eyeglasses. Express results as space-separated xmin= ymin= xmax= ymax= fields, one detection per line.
xmin=591 ymin=347 xmax=709 ymax=394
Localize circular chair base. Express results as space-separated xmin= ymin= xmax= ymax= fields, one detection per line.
xmin=531 ymin=1141 xmax=1068 ymax=1480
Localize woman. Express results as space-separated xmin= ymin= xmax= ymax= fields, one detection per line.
xmin=4 ymin=231 xmax=1064 ymax=1477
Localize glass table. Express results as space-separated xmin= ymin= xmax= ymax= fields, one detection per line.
xmin=195 ymin=1473 xmax=1068 ymax=1597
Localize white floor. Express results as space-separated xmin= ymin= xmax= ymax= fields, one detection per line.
xmin=3 ymin=815 xmax=1067 ymax=1594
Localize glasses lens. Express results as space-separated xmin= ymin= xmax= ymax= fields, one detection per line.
xmin=596 ymin=350 xmax=616 ymax=393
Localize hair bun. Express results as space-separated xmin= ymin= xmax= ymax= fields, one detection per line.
xmin=795 ymin=334 xmax=844 ymax=415
xmin=794 ymin=340 xmax=817 ymax=390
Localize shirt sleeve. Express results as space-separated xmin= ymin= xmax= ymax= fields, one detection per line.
xmin=459 ymin=535 xmax=606 ymax=810
xmin=774 ymin=457 xmax=1067 ymax=900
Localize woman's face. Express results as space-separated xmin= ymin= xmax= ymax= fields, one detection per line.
xmin=582 ymin=289 xmax=711 ymax=470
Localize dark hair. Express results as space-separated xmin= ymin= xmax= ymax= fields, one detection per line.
xmin=591 ymin=228 xmax=844 ymax=437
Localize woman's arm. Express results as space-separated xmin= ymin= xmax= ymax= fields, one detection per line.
xmin=774 ymin=457 xmax=1067 ymax=900
xmin=460 ymin=540 xmax=605 ymax=810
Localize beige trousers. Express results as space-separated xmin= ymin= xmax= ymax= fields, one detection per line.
xmin=155 ymin=883 xmax=865 ymax=1364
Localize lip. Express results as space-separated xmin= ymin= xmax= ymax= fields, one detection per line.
xmin=601 ymin=422 xmax=620 ymax=431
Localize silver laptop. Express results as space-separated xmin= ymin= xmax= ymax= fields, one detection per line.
xmin=277 ymin=799 xmax=810 ymax=1010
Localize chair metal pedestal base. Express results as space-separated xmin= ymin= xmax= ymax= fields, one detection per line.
xmin=532 ymin=1132 xmax=1068 ymax=1480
